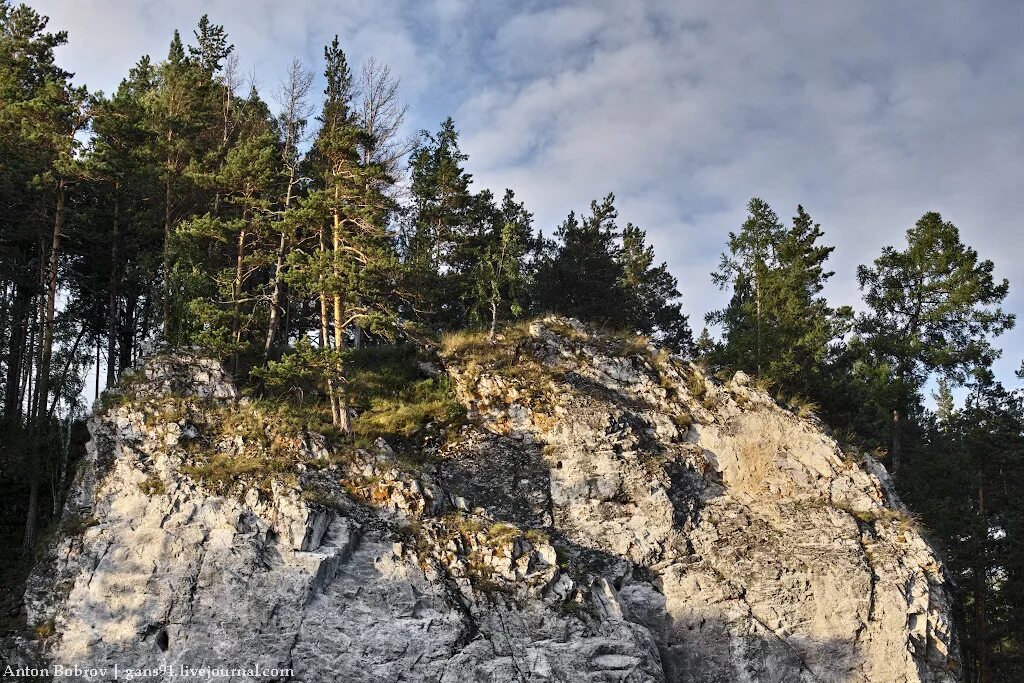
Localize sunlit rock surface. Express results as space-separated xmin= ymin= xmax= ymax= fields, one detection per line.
xmin=18 ymin=319 xmax=959 ymax=682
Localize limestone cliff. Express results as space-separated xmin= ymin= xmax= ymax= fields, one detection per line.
xmin=16 ymin=318 xmax=959 ymax=682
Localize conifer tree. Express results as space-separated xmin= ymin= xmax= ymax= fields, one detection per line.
xmin=148 ymin=31 xmax=215 ymax=338
xmin=619 ymin=222 xmax=693 ymax=352
xmin=404 ymin=117 xmax=474 ymax=327
xmin=85 ymin=60 xmax=161 ymax=385
xmin=534 ymin=194 xmax=626 ymax=325
xmin=534 ymin=194 xmax=691 ymax=350
xmin=176 ymin=86 xmax=279 ymax=371
xmin=708 ymin=198 xmax=786 ymax=375
xmin=279 ymin=36 xmax=401 ymax=430
xmin=856 ymin=212 xmax=1014 ymax=471
xmin=264 ymin=58 xmax=313 ymax=355
xmin=709 ymin=199 xmax=849 ymax=398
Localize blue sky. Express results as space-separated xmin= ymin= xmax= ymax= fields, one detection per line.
xmin=33 ymin=0 xmax=1024 ymax=390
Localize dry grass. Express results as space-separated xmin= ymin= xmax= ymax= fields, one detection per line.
xmin=686 ymin=370 xmax=708 ymax=400
xmin=181 ymin=453 xmax=296 ymax=495
xmin=353 ymin=377 xmax=464 ymax=442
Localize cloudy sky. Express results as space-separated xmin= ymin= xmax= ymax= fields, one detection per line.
xmin=33 ymin=0 xmax=1024 ymax=387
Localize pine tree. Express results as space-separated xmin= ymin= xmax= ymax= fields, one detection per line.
xmin=932 ymin=377 xmax=955 ymax=426
xmin=176 ymin=86 xmax=279 ymax=371
xmin=148 ymin=30 xmax=215 ymax=338
xmin=709 ymin=200 xmax=849 ymax=399
xmin=189 ymin=15 xmax=233 ymax=76
xmin=534 ymin=194 xmax=691 ymax=348
xmin=619 ymin=222 xmax=693 ymax=353
xmin=264 ymin=58 xmax=313 ymax=355
xmin=280 ymin=36 xmax=401 ymax=431
xmin=856 ymin=212 xmax=1015 ymax=472
xmin=462 ymin=190 xmax=534 ymax=337
xmin=0 ymin=0 xmax=90 ymax=550
xmin=404 ymin=117 xmax=474 ymax=327
xmin=708 ymin=198 xmax=786 ymax=376
xmin=84 ymin=59 xmax=161 ymax=386
xmin=534 ymin=194 xmax=627 ymax=324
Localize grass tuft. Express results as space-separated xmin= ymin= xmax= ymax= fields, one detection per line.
xmin=138 ymin=474 xmax=166 ymax=496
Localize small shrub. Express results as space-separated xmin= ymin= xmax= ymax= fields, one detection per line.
xmin=487 ymin=522 xmax=520 ymax=546
xmin=33 ymin=618 xmax=55 ymax=640
xmin=671 ymin=410 xmax=693 ymax=434
xmin=687 ymin=372 xmax=708 ymax=400
xmin=592 ymin=327 xmax=649 ymax=357
xmin=544 ymin=319 xmax=590 ymax=343
xmin=525 ymin=528 xmax=550 ymax=546
xmin=440 ymin=329 xmax=491 ymax=356
xmin=182 ymin=454 xmax=295 ymax=494
xmin=353 ymin=377 xmax=465 ymax=442
xmin=138 ymin=474 xmax=166 ymax=496
xmin=301 ymin=488 xmax=345 ymax=508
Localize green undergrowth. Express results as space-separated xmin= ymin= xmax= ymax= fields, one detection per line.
xmin=346 ymin=344 xmax=465 ymax=452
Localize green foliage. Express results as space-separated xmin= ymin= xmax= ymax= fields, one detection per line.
xmin=708 ymin=199 xmax=851 ymax=402
xmin=898 ymin=382 xmax=1024 ymax=680
xmin=1 ymin=10 xmax=1022 ymax=681
xmin=138 ymin=474 xmax=166 ymax=496
xmin=345 ymin=344 xmax=464 ymax=445
xmin=856 ymin=212 xmax=1014 ymax=402
xmin=534 ymin=194 xmax=692 ymax=353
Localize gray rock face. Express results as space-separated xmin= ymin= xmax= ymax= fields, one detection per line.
xmin=21 ymin=318 xmax=960 ymax=682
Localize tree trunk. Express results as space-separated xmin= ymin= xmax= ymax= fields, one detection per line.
xmin=264 ymin=168 xmax=295 ymax=355
xmin=19 ymin=289 xmax=39 ymax=419
xmin=161 ymin=139 xmax=174 ymax=339
xmin=24 ymin=176 xmax=66 ymax=553
xmin=94 ymin=337 xmax=100 ymax=402
xmin=105 ymin=191 xmax=120 ymax=388
xmin=331 ymin=207 xmax=350 ymax=434
xmin=891 ymin=409 xmax=902 ymax=475
xmin=232 ymin=206 xmax=249 ymax=375
xmin=318 ymin=225 xmax=340 ymax=426
xmin=976 ymin=478 xmax=988 ymax=683
xmin=3 ymin=283 xmax=32 ymax=423
xmin=118 ymin=292 xmax=136 ymax=373
xmin=755 ymin=268 xmax=762 ymax=376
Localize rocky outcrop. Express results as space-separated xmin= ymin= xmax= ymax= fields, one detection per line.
xmin=18 ymin=320 xmax=960 ymax=682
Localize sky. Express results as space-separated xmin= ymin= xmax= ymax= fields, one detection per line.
xmin=30 ymin=0 xmax=1024 ymax=391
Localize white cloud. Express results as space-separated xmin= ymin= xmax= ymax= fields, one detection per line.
xmin=31 ymin=0 xmax=1024 ymax=383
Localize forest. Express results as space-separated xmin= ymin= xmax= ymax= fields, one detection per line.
xmin=0 ymin=4 xmax=1022 ymax=681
